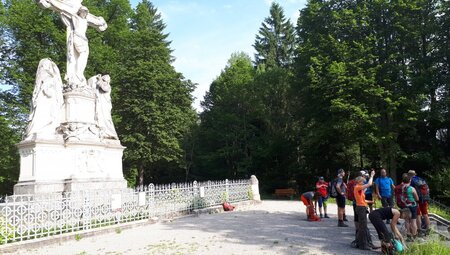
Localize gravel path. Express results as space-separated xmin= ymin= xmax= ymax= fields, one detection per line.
xmin=9 ymin=200 xmax=380 ymax=255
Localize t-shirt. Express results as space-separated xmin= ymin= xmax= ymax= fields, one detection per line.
xmin=373 ymin=207 xmax=394 ymax=220
xmin=336 ymin=176 xmax=347 ymax=194
xmin=375 ymin=176 xmax=394 ymax=198
xmin=302 ymin=191 xmax=314 ymax=201
xmin=354 ymin=184 xmax=367 ymax=207
xmin=316 ymin=180 xmax=328 ymax=198
xmin=405 ymin=185 xmax=417 ymax=207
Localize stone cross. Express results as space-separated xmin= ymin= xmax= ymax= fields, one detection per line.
xmin=37 ymin=0 xmax=107 ymax=88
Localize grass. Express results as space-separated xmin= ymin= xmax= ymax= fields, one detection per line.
xmin=402 ymin=240 xmax=450 ymax=255
xmin=429 ymin=203 xmax=450 ymax=221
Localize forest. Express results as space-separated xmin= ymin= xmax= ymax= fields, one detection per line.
xmin=0 ymin=0 xmax=449 ymax=204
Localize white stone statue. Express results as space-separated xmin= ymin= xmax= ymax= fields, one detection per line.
xmin=91 ymin=74 xmax=118 ymax=140
xmin=24 ymin=58 xmax=64 ymax=140
xmin=37 ymin=0 xmax=107 ymax=88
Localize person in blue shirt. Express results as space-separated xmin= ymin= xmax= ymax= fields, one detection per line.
xmin=375 ymin=168 xmax=395 ymax=223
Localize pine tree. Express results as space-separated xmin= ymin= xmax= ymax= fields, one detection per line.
xmin=253 ymin=2 xmax=295 ymax=69
xmin=114 ymin=0 xmax=196 ymax=186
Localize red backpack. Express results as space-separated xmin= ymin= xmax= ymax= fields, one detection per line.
xmin=394 ymin=184 xmax=415 ymax=208
xmin=346 ymin=179 xmax=356 ymax=201
xmin=222 ymin=202 xmax=235 ymax=211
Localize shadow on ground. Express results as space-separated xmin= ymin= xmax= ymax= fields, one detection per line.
xmin=162 ymin=200 xmax=379 ymax=255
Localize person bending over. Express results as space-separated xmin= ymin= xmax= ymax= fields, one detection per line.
xmin=301 ymin=191 xmax=321 ymax=221
xmin=369 ymin=207 xmax=411 ymax=250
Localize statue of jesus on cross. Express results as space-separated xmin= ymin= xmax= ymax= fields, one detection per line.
xmin=37 ymin=0 xmax=107 ymax=88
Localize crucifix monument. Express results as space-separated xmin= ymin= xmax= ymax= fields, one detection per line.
xmin=14 ymin=0 xmax=127 ymax=194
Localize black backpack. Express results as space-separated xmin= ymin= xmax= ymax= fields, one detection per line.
xmin=329 ymin=178 xmax=338 ymax=198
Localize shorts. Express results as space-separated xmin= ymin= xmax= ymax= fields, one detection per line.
xmin=409 ymin=206 xmax=418 ymax=220
xmin=301 ymin=195 xmax=311 ymax=206
xmin=365 ymin=193 xmax=373 ymax=202
xmin=336 ymin=194 xmax=346 ymax=208
xmin=417 ymin=201 xmax=428 ymax=215
xmin=381 ymin=197 xmax=393 ymax=208
xmin=318 ymin=196 xmax=328 ymax=208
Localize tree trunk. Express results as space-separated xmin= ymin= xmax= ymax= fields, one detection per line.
xmin=138 ymin=166 xmax=144 ymax=186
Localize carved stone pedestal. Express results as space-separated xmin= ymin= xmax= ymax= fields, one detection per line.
xmin=14 ymin=135 xmax=127 ymax=195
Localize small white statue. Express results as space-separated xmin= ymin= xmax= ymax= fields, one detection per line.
xmin=24 ymin=58 xmax=64 ymax=140
xmin=93 ymin=74 xmax=118 ymax=140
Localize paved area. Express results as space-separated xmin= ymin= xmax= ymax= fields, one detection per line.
xmin=7 ymin=200 xmax=381 ymax=255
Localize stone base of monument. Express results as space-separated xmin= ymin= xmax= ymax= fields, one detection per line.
xmin=14 ymin=135 xmax=128 ymax=195
xmin=14 ymin=178 xmax=128 ymax=195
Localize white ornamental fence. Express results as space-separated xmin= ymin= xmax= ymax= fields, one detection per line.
xmin=0 ymin=178 xmax=255 ymax=244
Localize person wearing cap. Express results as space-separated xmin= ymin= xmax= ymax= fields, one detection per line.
xmin=315 ymin=176 xmax=330 ymax=218
xmin=375 ymin=168 xmax=395 ymax=224
xmin=408 ymin=170 xmax=430 ymax=235
xmin=335 ymin=168 xmax=348 ymax=227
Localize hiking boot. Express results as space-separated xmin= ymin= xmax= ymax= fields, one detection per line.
xmin=343 ymin=216 xmax=348 ymax=222
xmin=324 ymin=214 xmax=330 ymax=218
xmin=320 ymin=213 xmax=323 ymax=218
xmin=338 ymin=221 xmax=348 ymax=227
xmin=370 ymin=244 xmax=380 ymax=249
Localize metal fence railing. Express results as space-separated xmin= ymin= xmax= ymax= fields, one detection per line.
xmin=0 ymin=179 xmax=252 ymax=244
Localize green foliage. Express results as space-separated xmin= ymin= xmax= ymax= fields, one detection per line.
xmin=74 ymin=233 xmax=82 ymax=241
xmin=403 ymin=240 xmax=450 ymax=255
xmin=0 ymin=216 xmax=14 ymax=244
xmin=113 ymin=0 xmax=196 ymax=185
xmin=428 ymin=204 xmax=450 ymax=221
xmin=254 ymin=2 xmax=295 ymax=69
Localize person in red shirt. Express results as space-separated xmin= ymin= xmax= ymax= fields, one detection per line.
xmin=315 ymin=177 xmax=330 ymax=218
xmin=353 ymin=170 xmax=375 ymax=250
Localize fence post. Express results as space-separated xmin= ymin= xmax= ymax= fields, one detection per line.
xmin=148 ymin=183 xmax=155 ymax=218
xmin=250 ymin=175 xmax=261 ymax=201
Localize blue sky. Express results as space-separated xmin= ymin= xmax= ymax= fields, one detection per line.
xmin=136 ymin=0 xmax=307 ymax=111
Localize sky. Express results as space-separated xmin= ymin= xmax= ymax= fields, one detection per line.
xmin=138 ymin=0 xmax=308 ymax=112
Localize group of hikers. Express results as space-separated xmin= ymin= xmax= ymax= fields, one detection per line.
xmin=300 ymin=168 xmax=431 ymax=253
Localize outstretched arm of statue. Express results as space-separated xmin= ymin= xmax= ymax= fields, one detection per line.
xmin=36 ymin=0 xmax=79 ymax=16
xmin=87 ymin=15 xmax=107 ymax=31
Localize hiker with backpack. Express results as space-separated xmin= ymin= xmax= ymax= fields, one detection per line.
xmin=347 ymin=171 xmax=365 ymax=230
xmin=315 ymin=176 xmax=330 ymax=218
xmin=334 ymin=168 xmax=348 ymax=227
xmin=353 ymin=170 xmax=376 ymax=250
xmin=300 ymin=191 xmax=321 ymax=221
xmin=408 ymin=170 xmax=431 ymax=235
xmin=369 ymin=207 xmax=411 ymax=252
xmin=395 ymin=174 xmax=419 ymax=239
xmin=375 ymin=168 xmax=395 ymax=224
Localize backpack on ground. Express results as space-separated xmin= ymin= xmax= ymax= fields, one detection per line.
xmin=222 ymin=202 xmax=235 ymax=211
xmin=394 ymin=183 xmax=415 ymax=208
xmin=346 ymin=179 xmax=356 ymax=201
xmin=412 ymin=177 xmax=430 ymax=202
xmin=329 ymin=178 xmax=338 ymax=198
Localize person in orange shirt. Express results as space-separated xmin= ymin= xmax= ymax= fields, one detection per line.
xmin=353 ymin=170 xmax=375 ymax=250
